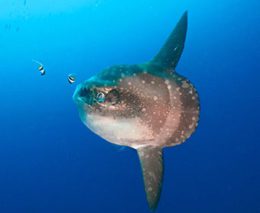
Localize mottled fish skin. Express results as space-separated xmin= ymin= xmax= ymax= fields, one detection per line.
xmin=73 ymin=63 xmax=199 ymax=149
xmin=73 ymin=11 xmax=199 ymax=210
xmin=138 ymin=146 xmax=163 ymax=210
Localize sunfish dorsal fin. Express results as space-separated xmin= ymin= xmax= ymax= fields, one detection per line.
xmin=137 ymin=146 xmax=163 ymax=210
xmin=151 ymin=11 xmax=188 ymax=70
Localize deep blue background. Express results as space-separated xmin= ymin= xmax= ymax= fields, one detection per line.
xmin=0 ymin=0 xmax=259 ymax=212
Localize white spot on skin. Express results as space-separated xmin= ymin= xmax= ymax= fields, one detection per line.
xmin=192 ymin=96 xmax=196 ymax=100
xmin=148 ymin=187 xmax=153 ymax=192
xmin=128 ymin=82 xmax=132 ymax=86
xmin=148 ymin=172 xmax=156 ymax=181
xmin=182 ymin=81 xmax=190 ymax=88
xmin=142 ymin=80 xmax=145 ymax=84
xmin=153 ymin=96 xmax=158 ymax=101
xmin=151 ymin=81 xmax=155 ymax=84
xmin=142 ymin=108 xmax=146 ymax=112
xmin=167 ymin=85 xmax=172 ymax=90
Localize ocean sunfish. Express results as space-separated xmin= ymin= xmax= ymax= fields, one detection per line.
xmin=73 ymin=11 xmax=200 ymax=210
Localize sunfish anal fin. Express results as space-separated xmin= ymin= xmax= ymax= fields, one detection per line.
xmin=137 ymin=146 xmax=164 ymax=210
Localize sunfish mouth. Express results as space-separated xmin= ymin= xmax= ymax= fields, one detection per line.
xmin=73 ymin=83 xmax=95 ymax=106
xmin=73 ymin=84 xmax=84 ymax=104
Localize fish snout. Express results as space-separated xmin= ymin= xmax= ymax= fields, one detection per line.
xmin=73 ymin=84 xmax=84 ymax=105
xmin=73 ymin=84 xmax=97 ymax=114
xmin=73 ymin=84 xmax=90 ymax=104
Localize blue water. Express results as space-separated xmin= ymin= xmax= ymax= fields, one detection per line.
xmin=0 ymin=0 xmax=259 ymax=212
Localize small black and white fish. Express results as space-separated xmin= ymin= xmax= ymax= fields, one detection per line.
xmin=38 ymin=65 xmax=46 ymax=76
xmin=33 ymin=60 xmax=46 ymax=76
xmin=68 ymin=74 xmax=77 ymax=84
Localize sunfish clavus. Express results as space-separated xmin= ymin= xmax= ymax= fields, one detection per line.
xmin=73 ymin=11 xmax=200 ymax=210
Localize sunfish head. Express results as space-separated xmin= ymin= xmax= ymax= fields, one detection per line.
xmin=73 ymin=64 xmax=171 ymax=149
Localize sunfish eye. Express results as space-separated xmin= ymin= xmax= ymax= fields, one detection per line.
xmin=96 ymin=92 xmax=106 ymax=103
xmin=106 ymin=89 xmax=120 ymax=105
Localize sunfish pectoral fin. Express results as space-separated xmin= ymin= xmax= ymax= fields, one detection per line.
xmin=151 ymin=11 xmax=188 ymax=70
xmin=137 ymin=146 xmax=164 ymax=210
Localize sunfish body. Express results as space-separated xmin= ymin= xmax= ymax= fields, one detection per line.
xmin=73 ymin=12 xmax=199 ymax=210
